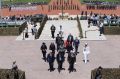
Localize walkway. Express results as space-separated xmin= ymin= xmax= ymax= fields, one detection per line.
xmin=16 ymin=22 xmax=41 ymax=40
xmin=38 ymin=19 xmax=80 ymax=40
xmin=80 ymin=20 xmax=107 ymax=40
xmin=0 ymin=36 xmax=120 ymax=79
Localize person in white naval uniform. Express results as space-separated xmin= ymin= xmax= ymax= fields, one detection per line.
xmin=83 ymin=43 xmax=90 ymax=64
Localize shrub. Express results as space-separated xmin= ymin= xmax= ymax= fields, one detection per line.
xmin=91 ymin=68 xmax=120 ymax=79
xmin=104 ymin=26 xmax=120 ymax=35
xmin=0 ymin=69 xmax=25 ymax=79
xmin=0 ymin=22 xmax=27 ymax=36
xmin=80 ymin=16 xmax=87 ymax=20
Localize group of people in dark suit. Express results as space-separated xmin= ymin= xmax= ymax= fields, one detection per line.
xmin=40 ymin=33 xmax=80 ymax=73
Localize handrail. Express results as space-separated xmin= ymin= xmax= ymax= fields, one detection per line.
xmin=85 ymin=29 xmax=99 ymax=38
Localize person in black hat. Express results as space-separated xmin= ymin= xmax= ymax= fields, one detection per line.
xmin=50 ymin=24 xmax=56 ymax=38
xmin=40 ymin=42 xmax=47 ymax=61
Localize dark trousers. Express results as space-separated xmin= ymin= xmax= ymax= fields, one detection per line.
xmin=56 ymin=44 xmax=60 ymax=51
xmin=100 ymin=27 xmax=104 ymax=35
xmin=49 ymin=62 xmax=54 ymax=70
xmin=31 ymin=29 xmax=34 ymax=35
xmin=25 ymin=33 xmax=28 ymax=38
xmin=51 ymin=31 xmax=55 ymax=38
xmin=42 ymin=51 xmax=46 ymax=60
xmin=58 ymin=62 xmax=63 ymax=69
xmin=75 ymin=46 xmax=78 ymax=53
xmin=49 ymin=50 xmax=55 ymax=57
xmin=69 ymin=62 xmax=74 ymax=71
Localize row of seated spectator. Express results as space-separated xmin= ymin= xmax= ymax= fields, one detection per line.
xmin=83 ymin=0 xmax=120 ymax=5
xmin=86 ymin=5 xmax=117 ymax=10
xmin=68 ymin=17 xmax=77 ymax=20
xmin=1 ymin=15 xmax=34 ymax=21
xmin=2 ymin=1 xmax=48 ymax=8
xmin=88 ymin=13 xmax=120 ymax=26
xmin=10 ymin=6 xmax=37 ymax=11
xmin=48 ymin=17 xmax=59 ymax=20
xmin=80 ymin=11 xmax=120 ymax=26
xmin=47 ymin=17 xmax=77 ymax=20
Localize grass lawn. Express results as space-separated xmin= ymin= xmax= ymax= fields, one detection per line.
xmin=3 ymin=0 xmax=51 ymax=5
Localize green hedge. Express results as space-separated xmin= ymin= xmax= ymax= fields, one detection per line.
xmin=36 ymin=15 xmax=48 ymax=39
xmin=0 ymin=69 xmax=25 ymax=79
xmin=80 ymin=16 xmax=87 ymax=20
xmin=0 ymin=22 xmax=27 ymax=36
xmin=91 ymin=68 xmax=120 ymax=79
xmin=104 ymin=26 xmax=120 ymax=35
xmin=77 ymin=15 xmax=83 ymax=38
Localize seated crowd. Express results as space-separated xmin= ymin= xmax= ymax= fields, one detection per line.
xmin=86 ymin=5 xmax=117 ymax=10
xmin=81 ymin=11 xmax=120 ymax=26
xmin=2 ymin=1 xmax=48 ymax=8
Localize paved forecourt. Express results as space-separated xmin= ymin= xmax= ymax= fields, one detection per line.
xmin=0 ymin=36 xmax=120 ymax=79
xmin=38 ymin=18 xmax=80 ymax=40
xmin=80 ymin=20 xmax=107 ymax=40
xmin=16 ymin=22 xmax=41 ymax=40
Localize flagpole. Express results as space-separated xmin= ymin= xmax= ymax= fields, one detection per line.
xmin=62 ymin=0 xmax=63 ymax=20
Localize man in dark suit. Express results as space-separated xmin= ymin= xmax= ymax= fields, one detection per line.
xmin=56 ymin=34 xmax=62 ymax=51
xmin=67 ymin=51 xmax=76 ymax=73
xmin=50 ymin=24 xmax=56 ymax=38
xmin=47 ymin=52 xmax=55 ymax=72
xmin=40 ymin=42 xmax=47 ymax=61
xmin=73 ymin=37 xmax=80 ymax=54
xmin=49 ymin=43 xmax=56 ymax=56
xmin=56 ymin=52 xmax=65 ymax=73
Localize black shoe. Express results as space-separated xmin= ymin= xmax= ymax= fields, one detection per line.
xmin=61 ymin=68 xmax=65 ymax=70
xmin=83 ymin=60 xmax=85 ymax=62
xmin=73 ymin=68 xmax=76 ymax=72
xmin=48 ymin=69 xmax=50 ymax=71
xmin=58 ymin=69 xmax=60 ymax=73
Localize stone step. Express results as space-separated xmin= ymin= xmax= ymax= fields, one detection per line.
xmin=80 ymin=20 xmax=107 ymax=40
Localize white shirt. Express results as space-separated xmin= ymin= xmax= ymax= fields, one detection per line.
xmin=24 ymin=28 xmax=28 ymax=33
xmin=100 ymin=23 xmax=103 ymax=27
xmin=83 ymin=46 xmax=90 ymax=55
